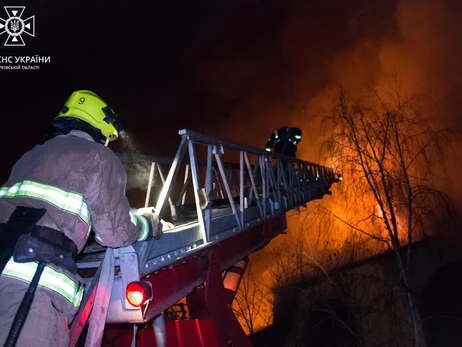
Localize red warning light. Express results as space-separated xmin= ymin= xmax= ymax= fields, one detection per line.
xmin=126 ymin=281 xmax=153 ymax=307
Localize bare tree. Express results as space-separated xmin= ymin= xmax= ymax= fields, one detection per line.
xmin=320 ymin=86 xmax=460 ymax=346
xmin=232 ymin=261 xmax=273 ymax=335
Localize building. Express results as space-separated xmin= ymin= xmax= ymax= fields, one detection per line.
xmin=251 ymin=236 xmax=462 ymax=347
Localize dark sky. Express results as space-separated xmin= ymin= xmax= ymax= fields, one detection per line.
xmin=0 ymin=0 xmax=211 ymax=181
xmin=1 ymin=0 xmax=462 ymax=184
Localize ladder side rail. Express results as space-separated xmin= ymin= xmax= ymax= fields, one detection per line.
xmin=144 ymin=162 xmax=156 ymax=208
xmin=99 ymin=131 xmax=340 ymax=325
xmin=247 ymin=155 xmax=260 ymax=202
xmin=188 ymin=140 xmax=208 ymax=245
xmin=79 ymin=131 xmax=338 ymax=291
xmin=205 ymin=145 xmax=213 ymax=242
xmin=279 ymin=156 xmax=287 ymax=206
xmin=291 ymin=162 xmax=301 ymax=204
xmin=262 ymin=156 xmax=276 ymax=213
xmin=112 ymin=148 xmax=333 ymax=241
xmin=225 ymin=167 xmax=233 ymax=196
xmin=137 ymin=137 xmax=189 ymax=268
xmin=118 ymin=132 xmax=335 ymax=198
xmin=291 ymin=161 xmax=302 ymax=205
xmin=264 ymin=155 xmax=274 ymax=215
xmin=265 ymin=155 xmax=281 ymax=211
xmin=175 ymin=164 xmax=190 ymax=207
xmin=212 ymin=164 xmax=225 ymax=199
xmin=287 ymin=159 xmax=298 ymax=207
xmin=119 ymin=139 xmax=336 ymax=250
xmin=286 ymin=159 xmax=296 ymax=206
xmin=229 ymin=166 xmax=238 ymax=198
xmin=237 ymin=151 xmax=260 ymax=223
xmin=213 ymin=146 xmax=242 ymax=230
xmin=179 ymin=129 xmax=324 ymax=168
xmin=243 ymin=152 xmax=264 ymax=218
xmin=264 ymin=156 xmax=275 ymax=215
xmin=156 ymin=164 xmax=177 ymax=219
xmin=127 ymin=132 xmax=336 ymax=269
xmin=245 ymin=170 xmax=252 ymax=205
xmin=259 ymin=156 xmax=267 ymax=217
xmin=227 ymin=167 xmax=237 ymax=197
xmin=282 ymin=159 xmax=294 ymax=208
xmin=277 ymin=158 xmax=293 ymax=209
xmin=154 ymin=136 xmax=189 ymax=219
xmin=232 ymin=167 xmax=240 ymax=199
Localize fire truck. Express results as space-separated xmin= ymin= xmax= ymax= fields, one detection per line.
xmin=70 ymin=129 xmax=338 ymax=347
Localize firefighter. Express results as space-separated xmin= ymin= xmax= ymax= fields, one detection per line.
xmin=0 ymin=90 xmax=162 ymax=347
xmin=265 ymin=126 xmax=302 ymax=157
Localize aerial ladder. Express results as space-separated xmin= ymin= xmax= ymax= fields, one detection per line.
xmin=70 ymin=129 xmax=338 ymax=347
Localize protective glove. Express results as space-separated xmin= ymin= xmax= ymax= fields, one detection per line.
xmin=136 ymin=207 xmax=174 ymax=240
xmin=160 ymin=219 xmax=174 ymax=230
xmin=142 ymin=212 xmax=162 ymax=240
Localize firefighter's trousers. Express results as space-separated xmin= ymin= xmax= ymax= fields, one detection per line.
xmin=0 ymin=276 xmax=70 ymax=347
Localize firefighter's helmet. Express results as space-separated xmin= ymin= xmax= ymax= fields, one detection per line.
xmin=56 ymin=90 xmax=123 ymax=142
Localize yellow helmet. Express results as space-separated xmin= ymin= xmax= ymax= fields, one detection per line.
xmin=56 ymin=90 xmax=123 ymax=142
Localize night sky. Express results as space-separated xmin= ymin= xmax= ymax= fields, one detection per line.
xmin=1 ymin=0 xmax=462 ymax=187
xmin=2 ymin=1 xmax=462 ymax=337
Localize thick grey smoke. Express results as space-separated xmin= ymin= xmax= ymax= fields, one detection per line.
xmin=185 ymin=0 xmax=462 ymax=155
xmin=183 ymin=1 xmax=462 ymax=329
xmin=176 ymin=2 xmax=462 ymax=331
xmin=184 ymin=0 xmax=462 ymax=202
xmin=124 ymin=163 xmax=152 ymax=191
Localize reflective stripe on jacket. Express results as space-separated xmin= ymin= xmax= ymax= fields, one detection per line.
xmin=0 ymin=130 xmax=151 ymax=312
xmin=0 ymin=180 xmax=92 ymax=233
xmin=0 ymin=130 xmax=149 ymax=253
xmin=0 ymin=180 xmax=150 ymax=243
xmin=2 ymin=258 xmax=84 ymax=307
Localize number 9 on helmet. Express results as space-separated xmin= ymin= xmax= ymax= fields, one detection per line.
xmin=56 ymin=90 xmax=123 ymax=142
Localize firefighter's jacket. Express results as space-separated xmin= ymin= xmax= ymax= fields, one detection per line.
xmin=265 ymin=126 xmax=302 ymax=157
xmin=0 ymin=130 xmax=150 ymax=319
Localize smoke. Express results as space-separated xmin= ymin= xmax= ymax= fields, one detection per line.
xmin=186 ymin=0 xmax=462 ymax=152
xmin=291 ymin=0 xmax=462 ymax=165
xmin=115 ymin=131 xmax=141 ymax=154
xmin=124 ymin=163 xmax=152 ymax=191
xmin=185 ymin=0 xmax=462 ymax=200
xmin=111 ymin=130 xmax=154 ymax=193
xmin=184 ymin=0 xmax=462 ymax=331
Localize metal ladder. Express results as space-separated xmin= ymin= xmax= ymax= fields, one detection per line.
xmin=72 ymin=129 xmax=337 ymax=345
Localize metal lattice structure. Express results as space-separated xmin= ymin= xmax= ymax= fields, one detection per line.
xmin=72 ymin=129 xmax=337 ymax=346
